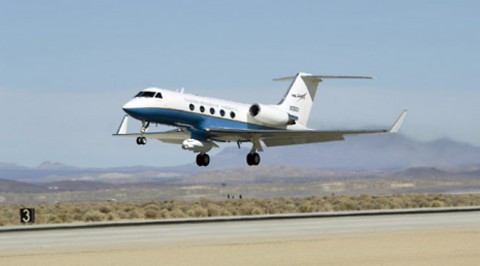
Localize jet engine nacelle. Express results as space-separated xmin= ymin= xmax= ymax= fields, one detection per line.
xmin=249 ymin=103 xmax=295 ymax=127
xmin=182 ymin=139 xmax=213 ymax=153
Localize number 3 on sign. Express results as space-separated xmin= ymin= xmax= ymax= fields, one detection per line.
xmin=20 ymin=208 xmax=35 ymax=224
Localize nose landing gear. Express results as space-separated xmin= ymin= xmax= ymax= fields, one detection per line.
xmin=140 ymin=121 xmax=150 ymax=133
xmin=136 ymin=121 xmax=150 ymax=145
xmin=136 ymin=136 xmax=147 ymax=145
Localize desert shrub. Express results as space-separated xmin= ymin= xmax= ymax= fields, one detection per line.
xmin=430 ymin=200 xmax=446 ymax=208
xmin=58 ymin=212 xmax=72 ymax=223
xmin=128 ymin=209 xmax=143 ymax=219
xmin=250 ymin=207 xmax=264 ymax=215
xmin=207 ymin=204 xmax=221 ymax=217
xmin=1 ymin=193 xmax=480 ymax=226
xmin=336 ymin=198 xmax=360 ymax=211
xmin=299 ymin=202 xmax=314 ymax=213
xmin=73 ymin=212 xmax=84 ymax=221
xmin=47 ymin=214 xmax=63 ymax=224
xmin=123 ymin=206 xmax=135 ymax=212
xmin=99 ymin=206 xmax=112 ymax=214
xmin=84 ymin=210 xmax=105 ymax=222
xmin=159 ymin=209 xmax=171 ymax=219
xmin=388 ymin=197 xmax=404 ymax=209
xmin=145 ymin=209 xmax=159 ymax=219
xmin=106 ymin=212 xmax=120 ymax=221
xmin=143 ymin=203 xmax=160 ymax=212
xmin=418 ymin=195 xmax=433 ymax=208
xmin=186 ymin=206 xmax=208 ymax=217
xmin=169 ymin=208 xmax=187 ymax=218
xmin=319 ymin=202 xmax=334 ymax=212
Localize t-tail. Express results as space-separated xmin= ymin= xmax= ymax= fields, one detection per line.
xmin=275 ymin=72 xmax=373 ymax=127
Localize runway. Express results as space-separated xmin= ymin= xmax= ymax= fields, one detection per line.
xmin=1 ymin=211 xmax=479 ymax=265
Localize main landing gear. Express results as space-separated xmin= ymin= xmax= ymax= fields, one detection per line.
xmin=246 ymin=152 xmax=260 ymax=166
xmin=196 ymin=153 xmax=210 ymax=167
xmin=194 ymin=152 xmax=259 ymax=167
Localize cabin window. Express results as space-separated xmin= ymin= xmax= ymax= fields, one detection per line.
xmin=155 ymin=93 xmax=163 ymax=99
xmin=189 ymin=104 xmax=195 ymax=111
xmin=220 ymin=109 xmax=225 ymax=117
xmin=230 ymin=111 xmax=236 ymax=119
xmin=210 ymin=108 xmax=215 ymax=115
xmin=200 ymin=106 xmax=205 ymax=113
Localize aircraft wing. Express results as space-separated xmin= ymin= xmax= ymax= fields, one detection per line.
xmin=113 ymin=130 xmax=190 ymax=144
xmin=113 ymin=115 xmax=190 ymax=144
xmin=207 ymin=128 xmax=384 ymax=147
xmin=207 ymin=110 xmax=407 ymax=147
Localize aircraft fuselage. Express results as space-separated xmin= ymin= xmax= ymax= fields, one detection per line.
xmin=122 ymin=87 xmax=302 ymax=132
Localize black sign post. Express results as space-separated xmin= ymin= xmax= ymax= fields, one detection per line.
xmin=20 ymin=208 xmax=35 ymax=224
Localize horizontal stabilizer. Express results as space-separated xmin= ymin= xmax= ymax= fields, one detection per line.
xmin=274 ymin=75 xmax=374 ymax=82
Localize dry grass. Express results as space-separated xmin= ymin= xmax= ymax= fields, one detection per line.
xmin=1 ymin=193 xmax=479 ymax=226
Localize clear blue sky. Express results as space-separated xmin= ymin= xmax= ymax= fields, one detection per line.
xmin=1 ymin=1 xmax=479 ymax=167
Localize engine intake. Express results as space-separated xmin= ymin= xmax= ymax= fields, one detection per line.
xmin=249 ymin=103 xmax=295 ymax=127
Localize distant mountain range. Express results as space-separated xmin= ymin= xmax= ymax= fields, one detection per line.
xmin=1 ymin=134 xmax=479 ymax=194
xmin=205 ymin=134 xmax=480 ymax=170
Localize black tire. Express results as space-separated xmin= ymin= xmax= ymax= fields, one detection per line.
xmin=203 ymin=154 xmax=210 ymax=166
xmin=252 ymin=152 xmax=260 ymax=165
xmin=246 ymin=152 xmax=260 ymax=166
xmin=196 ymin=154 xmax=210 ymax=167
xmin=196 ymin=154 xmax=203 ymax=166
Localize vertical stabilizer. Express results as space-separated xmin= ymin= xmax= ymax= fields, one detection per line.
xmin=276 ymin=73 xmax=320 ymax=126
xmin=275 ymin=73 xmax=373 ymax=127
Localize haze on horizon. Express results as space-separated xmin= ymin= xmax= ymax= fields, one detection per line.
xmin=1 ymin=1 xmax=479 ymax=168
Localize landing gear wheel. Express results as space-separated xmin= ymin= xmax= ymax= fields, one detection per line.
xmin=196 ymin=154 xmax=202 ymax=166
xmin=136 ymin=137 xmax=147 ymax=145
xmin=246 ymin=152 xmax=260 ymax=166
xmin=203 ymin=154 xmax=210 ymax=166
xmin=196 ymin=153 xmax=210 ymax=167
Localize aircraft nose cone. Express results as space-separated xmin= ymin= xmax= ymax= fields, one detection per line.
xmin=122 ymin=106 xmax=131 ymax=115
xmin=122 ymin=101 xmax=137 ymax=116
xmin=122 ymin=100 xmax=134 ymax=110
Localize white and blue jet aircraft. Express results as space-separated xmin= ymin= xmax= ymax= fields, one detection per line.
xmin=114 ymin=72 xmax=407 ymax=167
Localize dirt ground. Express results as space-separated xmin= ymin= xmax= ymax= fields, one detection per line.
xmin=1 ymin=227 xmax=479 ymax=266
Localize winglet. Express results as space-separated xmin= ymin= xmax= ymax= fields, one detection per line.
xmin=389 ymin=110 xmax=407 ymax=133
xmin=116 ymin=115 xmax=129 ymax=135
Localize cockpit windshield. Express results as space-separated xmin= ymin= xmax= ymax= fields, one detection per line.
xmin=134 ymin=91 xmax=162 ymax=98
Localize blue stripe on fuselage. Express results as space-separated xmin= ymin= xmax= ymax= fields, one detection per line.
xmin=123 ymin=107 xmax=275 ymax=131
